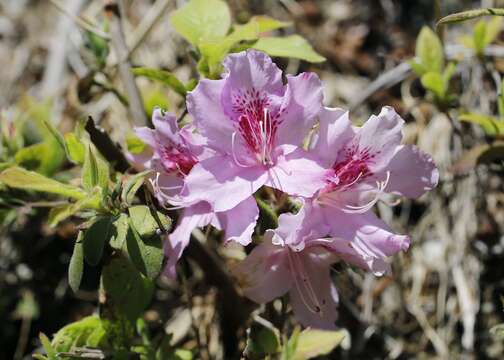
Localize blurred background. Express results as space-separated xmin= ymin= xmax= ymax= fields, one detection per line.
xmin=2 ymin=0 xmax=504 ymax=358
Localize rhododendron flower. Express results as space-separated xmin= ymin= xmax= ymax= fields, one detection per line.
xmin=284 ymin=106 xmax=439 ymax=274
xmin=178 ymin=50 xmax=327 ymax=212
xmin=129 ymin=109 xmax=258 ymax=278
xmin=232 ymin=210 xmax=339 ymax=329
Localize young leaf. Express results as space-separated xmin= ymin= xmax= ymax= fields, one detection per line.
xmin=498 ymin=79 xmax=504 ymax=118
xmin=39 ymin=333 xmax=57 ymax=360
xmin=459 ymin=113 xmax=504 ymax=136
xmin=0 ymin=166 xmax=86 ymax=200
xmin=485 ymin=16 xmax=503 ymax=47
xmin=121 ymin=170 xmax=151 ymax=206
xmin=415 ymin=26 xmax=444 ymax=74
xmin=292 ymin=329 xmax=345 ymax=360
xmin=170 ymin=0 xmax=231 ymax=46
xmin=473 ymin=20 xmax=487 ymax=55
xmin=421 ymin=71 xmax=445 ymax=100
xmin=82 ymin=145 xmax=109 ymax=192
xmin=64 ymin=132 xmax=86 ymax=164
xmin=68 ymin=232 xmax=84 ymax=293
xmin=131 ymin=68 xmax=187 ymax=97
xmin=102 ymin=255 xmax=154 ymax=322
xmin=83 ymin=216 xmax=113 ymax=266
xmin=282 ymin=326 xmax=301 ymax=360
xmin=437 ymin=8 xmax=504 ymax=26
xmin=48 ymin=194 xmax=101 ymax=227
xmin=252 ymin=15 xmax=292 ymax=33
xmin=252 ymin=35 xmax=326 ymax=63
xmin=51 ymin=315 xmax=109 ymax=352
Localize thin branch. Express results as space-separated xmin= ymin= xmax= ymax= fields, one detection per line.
xmin=105 ymin=0 xmax=148 ymax=127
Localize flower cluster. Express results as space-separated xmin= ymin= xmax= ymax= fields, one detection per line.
xmin=130 ymin=50 xmax=438 ymax=329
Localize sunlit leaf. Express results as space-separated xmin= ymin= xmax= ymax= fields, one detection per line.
xmin=126 ymin=134 xmax=147 ymax=155
xmin=437 ymin=8 xmax=504 ymax=26
xmin=252 ymin=35 xmax=325 ymax=63
xmin=121 ymin=170 xmax=151 ymax=206
xmin=132 ymin=67 xmax=187 ymax=97
xmin=421 ymin=71 xmax=445 ymax=99
xmin=485 ymin=16 xmax=503 ymax=47
xmin=51 ymin=315 xmax=109 ymax=352
xmin=125 ymin=221 xmax=164 ymax=280
xmin=170 ymin=0 xmax=231 ymax=46
xmin=459 ymin=113 xmax=504 ymax=136
xmin=64 ymin=133 xmax=85 ymax=164
xmin=473 ymin=20 xmax=487 ymax=54
xmin=110 ymin=213 xmax=129 ymax=250
xmin=415 ymin=26 xmax=444 ymax=74
xmin=0 ymin=166 xmax=86 ymax=200
xmin=82 ymin=145 xmax=109 ymax=192
xmin=39 ymin=333 xmax=57 ymax=360
xmin=292 ymin=329 xmax=345 ymax=360
xmin=128 ymin=205 xmax=170 ymax=238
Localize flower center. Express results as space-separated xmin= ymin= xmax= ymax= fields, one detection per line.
xmin=232 ymin=89 xmax=280 ymax=166
xmin=159 ymin=144 xmax=198 ymax=177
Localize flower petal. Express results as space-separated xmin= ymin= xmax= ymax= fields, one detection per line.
xmin=214 ymin=196 xmax=259 ymax=246
xmin=276 ymin=72 xmax=324 ymax=146
xmin=385 ymin=145 xmax=439 ymax=198
xmin=180 ymin=154 xmax=267 ymax=212
xmin=232 ymin=234 xmax=291 ymax=303
xmin=289 ymin=248 xmax=339 ymax=329
xmin=163 ymin=202 xmax=214 ymax=278
xmin=265 ymin=148 xmax=326 ymax=198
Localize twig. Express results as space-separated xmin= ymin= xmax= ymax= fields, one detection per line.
xmin=105 ymin=1 xmax=148 ymax=127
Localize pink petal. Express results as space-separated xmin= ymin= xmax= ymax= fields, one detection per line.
xmin=276 ymin=72 xmax=324 ymax=146
xmin=385 ymin=145 xmax=439 ymax=198
xmin=232 ymin=235 xmax=292 ymax=303
xmin=214 ymin=196 xmax=259 ymax=246
xmin=187 ymin=78 xmax=234 ymax=154
xmin=265 ymin=148 xmax=326 ymax=198
xmin=311 ymin=107 xmax=354 ymax=167
xmin=163 ymin=202 xmax=214 ymax=278
xmin=180 ymin=154 xmax=268 ymax=212
xmin=289 ymin=248 xmax=339 ymax=329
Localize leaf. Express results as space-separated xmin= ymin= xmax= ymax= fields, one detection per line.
xmin=102 ymin=255 xmax=154 ymax=322
xmin=459 ymin=113 xmax=504 ymax=136
xmin=256 ymin=198 xmax=278 ymax=234
xmin=0 ymin=166 xmax=86 ymax=200
xmin=132 ymin=68 xmax=187 ymax=97
xmin=292 ymin=329 xmax=345 ymax=360
xmin=244 ymin=317 xmax=281 ymax=359
xmin=82 ymin=145 xmax=109 ymax=191
xmin=125 ymin=223 xmax=164 ymax=280
xmin=252 ymin=35 xmax=326 ymax=63
xmin=415 ymin=26 xmax=444 ymax=74
xmin=110 ymin=213 xmax=130 ymax=250
xmin=170 ymin=0 xmax=231 ymax=46
xmin=39 ymin=333 xmax=57 ymax=360
xmin=437 ymin=8 xmax=504 ymax=26
xmin=126 ymin=134 xmax=147 ymax=155
xmin=121 ymin=170 xmax=151 ymax=206
xmin=252 ymin=15 xmax=292 ymax=33
xmin=282 ymin=326 xmax=301 ymax=360
xmin=14 ymin=290 xmax=39 ymax=319
xmin=491 ymin=323 xmax=504 ymax=340
xmin=51 ymin=315 xmax=109 ymax=352
xmin=83 ymin=216 xmax=113 ymax=266
xmin=498 ymin=79 xmax=504 ymax=118
xmin=458 ymin=34 xmax=475 ymax=49
xmin=65 ymin=132 xmax=86 ymax=164
xmin=473 ymin=20 xmax=487 ymax=54
xmin=128 ymin=205 xmax=170 ymax=238
xmin=421 ymin=71 xmax=445 ymax=99
xmin=69 ymin=232 xmax=84 ymax=293
xmin=48 ymin=194 xmax=101 ymax=227
xmin=486 ymin=16 xmax=503 ymax=45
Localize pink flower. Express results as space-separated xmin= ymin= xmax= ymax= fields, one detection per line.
xmin=288 ymin=106 xmax=439 ymax=274
xmin=232 ymin=210 xmax=339 ymax=329
xmin=178 ymin=50 xmax=327 ymax=212
xmin=130 ymin=109 xmax=258 ymax=278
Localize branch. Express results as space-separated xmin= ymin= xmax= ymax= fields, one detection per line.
xmin=104 ymin=0 xmax=148 ymax=127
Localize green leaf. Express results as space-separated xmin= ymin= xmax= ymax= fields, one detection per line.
xmin=51 ymin=315 xmax=109 ymax=352
xmin=128 ymin=205 xmax=170 ymax=238
xmin=408 ymin=59 xmax=427 ymax=76
xmin=69 ymin=232 xmax=84 ymax=293
xmin=252 ymin=35 xmax=326 ymax=63
xmin=14 ymin=290 xmax=39 ymax=319
xmin=82 ymin=145 xmax=109 ymax=191
xmin=244 ymin=317 xmax=281 ymax=359
xmin=292 ymin=329 xmax=345 ymax=360
xmin=121 ymin=170 xmax=151 ymax=206
xmin=110 ymin=213 xmax=130 ymax=249
xmin=498 ymin=79 xmax=504 ymax=118
xmin=282 ymin=326 xmax=301 ymax=360
xmin=485 ymin=16 xmax=503 ymax=46
xmin=421 ymin=71 xmax=445 ymax=99
xmin=459 ymin=113 xmax=504 ymax=136
xmin=125 ymin=222 xmax=164 ymax=280
xmin=170 ymin=0 xmax=231 ymax=46
xmin=252 ymin=15 xmax=292 ymax=33
xmin=415 ymin=26 xmax=444 ymax=74
xmin=473 ymin=20 xmax=487 ymax=55
xmin=48 ymin=194 xmax=101 ymax=227
xmin=65 ymin=132 xmax=86 ymax=164
xmin=83 ymin=216 xmax=113 ymax=266
xmin=437 ymin=8 xmax=504 ymax=26
xmin=442 ymin=62 xmax=457 ymax=85
xmin=132 ymin=68 xmax=187 ymax=97
xmin=491 ymin=323 xmax=504 ymax=340
xmin=39 ymin=333 xmax=57 ymax=360
xmin=256 ymin=198 xmax=278 ymax=234
xmin=126 ymin=134 xmax=147 ymax=155
xmin=0 ymin=166 xmax=86 ymax=200
xmin=102 ymin=255 xmax=154 ymax=322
